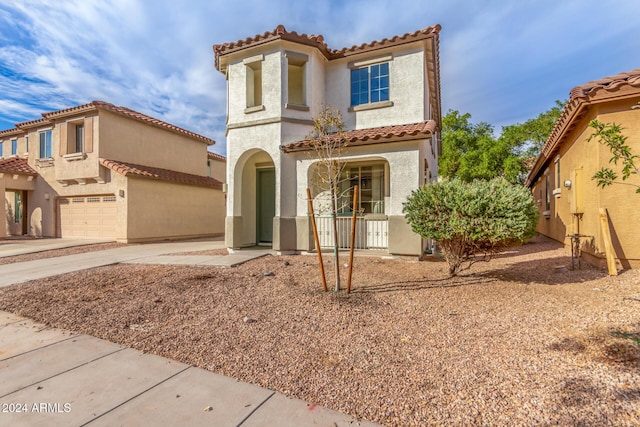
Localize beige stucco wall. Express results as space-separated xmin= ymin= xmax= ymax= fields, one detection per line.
xmin=98 ymin=110 xmax=210 ymax=176
xmin=533 ymin=98 xmax=640 ymax=267
xmin=125 ymin=178 xmax=224 ymax=242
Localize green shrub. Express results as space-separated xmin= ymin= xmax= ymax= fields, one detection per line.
xmin=403 ymin=178 xmax=538 ymax=276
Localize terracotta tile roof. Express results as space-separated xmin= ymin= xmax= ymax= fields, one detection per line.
xmin=526 ymin=68 xmax=640 ymax=187
xmin=0 ymin=157 xmax=37 ymax=176
xmin=214 ymin=24 xmax=441 ymax=70
xmin=570 ymin=68 xmax=640 ymax=100
xmin=281 ymin=120 xmax=436 ymax=153
xmin=0 ymin=128 xmax=25 ymax=138
xmin=207 ymin=151 xmax=226 ymax=161
xmin=6 ymin=101 xmax=215 ymax=146
xmin=100 ymin=158 xmax=223 ymax=189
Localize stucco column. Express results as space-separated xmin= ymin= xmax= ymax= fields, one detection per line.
xmin=0 ymin=179 xmax=6 ymax=238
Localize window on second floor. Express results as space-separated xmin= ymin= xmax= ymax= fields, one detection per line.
xmin=0 ymin=141 xmax=3 ymax=157
xmin=285 ymin=51 xmax=308 ymax=108
xmin=351 ymin=62 xmax=389 ymax=107
xmin=74 ymin=123 xmax=84 ymax=153
xmin=11 ymin=139 xmax=17 ymax=155
xmin=244 ymin=56 xmax=263 ymax=109
xmin=39 ymin=130 xmax=52 ymax=159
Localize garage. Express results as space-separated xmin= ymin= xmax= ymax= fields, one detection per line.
xmin=58 ymin=195 xmax=118 ymax=238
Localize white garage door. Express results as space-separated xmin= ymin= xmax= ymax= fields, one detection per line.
xmin=58 ymin=195 xmax=117 ymax=238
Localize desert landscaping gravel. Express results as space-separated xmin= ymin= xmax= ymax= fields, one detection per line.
xmin=0 ymin=235 xmax=639 ymax=426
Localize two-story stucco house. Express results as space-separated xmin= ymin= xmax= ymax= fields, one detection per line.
xmin=0 ymin=101 xmax=225 ymax=242
xmin=213 ymin=25 xmax=441 ymax=255
xmin=526 ymin=68 xmax=640 ymax=269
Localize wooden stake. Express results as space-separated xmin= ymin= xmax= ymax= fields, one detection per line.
xmin=599 ymin=208 xmax=618 ymax=276
xmin=347 ymin=185 xmax=358 ymax=294
xmin=307 ymin=188 xmax=328 ymax=291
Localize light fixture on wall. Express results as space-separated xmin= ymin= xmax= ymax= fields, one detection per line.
xmin=44 ymin=193 xmax=50 ymax=200
xmin=119 ymin=189 xmax=125 ymax=198
xmin=564 ymin=180 xmax=572 ymax=189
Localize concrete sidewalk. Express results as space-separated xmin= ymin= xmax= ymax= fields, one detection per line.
xmin=0 ymin=311 xmax=378 ymax=426
xmin=0 ymin=239 xmax=271 ymax=288
xmin=0 ymin=238 xmax=114 ymax=258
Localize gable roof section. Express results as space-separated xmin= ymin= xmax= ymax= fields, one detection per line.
xmin=7 ymin=101 xmax=215 ymax=146
xmin=281 ymin=120 xmax=436 ymax=153
xmin=100 ymin=158 xmax=223 ymax=189
xmin=526 ymin=68 xmax=640 ymax=187
xmin=214 ymin=24 xmax=441 ymax=70
xmin=0 ymin=157 xmax=38 ymax=176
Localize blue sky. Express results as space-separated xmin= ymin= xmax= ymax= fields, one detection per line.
xmin=0 ymin=0 xmax=638 ymax=156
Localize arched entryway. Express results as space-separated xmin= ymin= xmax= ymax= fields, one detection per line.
xmin=230 ymin=149 xmax=276 ymax=247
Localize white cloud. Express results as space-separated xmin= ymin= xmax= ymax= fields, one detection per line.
xmin=0 ymin=0 xmax=639 ymax=147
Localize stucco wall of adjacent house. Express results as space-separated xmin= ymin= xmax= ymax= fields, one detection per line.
xmin=98 ymin=110 xmax=209 ymax=176
xmin=533 ymin=97 xmax=640 ymax=268
xmin=325 ymin=45 xmax=427 ymax=130
xmin=125 ymin=177 xmax=224 ymax=243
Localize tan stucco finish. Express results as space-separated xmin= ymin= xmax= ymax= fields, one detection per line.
xmin=531 ymin=97 xmax=640 ymax=268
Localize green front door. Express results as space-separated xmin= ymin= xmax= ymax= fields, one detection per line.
xmin=256 ymin=168 xmax=275 ymax=244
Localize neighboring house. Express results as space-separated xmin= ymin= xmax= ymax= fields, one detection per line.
xmin=0 ymin=101 xmax=225 ymax=242
xmin=526 ymin=68 xmax=640 ymax=268
xmin=213 ymin=24 xmax=441 ymax=255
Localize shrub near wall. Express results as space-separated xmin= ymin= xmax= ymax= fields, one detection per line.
xmin=403 ymin=178 xmax=539 ymax=276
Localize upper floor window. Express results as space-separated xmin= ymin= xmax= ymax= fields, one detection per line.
xmin=244 ymin=54 xmax=264 ymax=110
xmin=11 ymin=139 xmax=17 ymax=155
xmin=0 ymin=141 xmax=3 ymax=157
xmin=39 ymin=130 xmax=52 ymax=159
xmin=351 ymin=62 xmax=389 ymax=107
xmin=25 ymin=136 xmax=29 ymax=153
xmin=74 ymin=123 xmax=84 ymax=153
xmin=285 ymin=51 xmax=308 ymax=108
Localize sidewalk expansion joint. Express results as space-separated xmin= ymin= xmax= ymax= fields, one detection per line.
xmin=236 ymin=390 xmax=276 ymax=426
xmin=81 ymin=364 xmax=192 ymax=426
xmin=0 ymin=345 xmax=126 ymax=399
xmin=0 ymin=332 xmax=80 ymax=362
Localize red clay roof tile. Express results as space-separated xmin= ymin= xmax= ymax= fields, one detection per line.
xmin=214 ymin=24 xmax=441 ymax=70
xmin=0 ymin=157 xmax=37 ymax=176
xmin=526 ymin=68 xmax=640 ymax=187
xmin=99 ymin=158 xmax=223 ymax=189
xmin=207 ymin=151 xmax=226 ymax=161
xmin=6 ymin=101 xmax=215 ymax=146
xmin=281 ymin=120 xmax=436 ymax=153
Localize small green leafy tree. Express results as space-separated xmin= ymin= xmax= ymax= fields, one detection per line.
xmin=588 ymin=119 xmax=640 ymax=193
xmin=403 ymin=178 xmax=538 ymax=276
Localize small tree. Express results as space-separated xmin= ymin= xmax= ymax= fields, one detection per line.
xmin=307 ymin=105 xmax=346 ymax=291
xmin=403 ymin=178 xmax=538 ymax=276
xmin=588 ymin=119 xmax=640 ymax=193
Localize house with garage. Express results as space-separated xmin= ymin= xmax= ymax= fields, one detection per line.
xmin=0 ymin=101 xmax=225 ymax=242
xmin=213 ymin=24 xmax=441 ymax=255
xmin=526 ymin=68 xmax=640 ymax=268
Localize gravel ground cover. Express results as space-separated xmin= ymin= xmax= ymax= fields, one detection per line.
xmin=0 ymin=235 xmax=639 ymax=426
xmin=0 ymin=242 xmax=125 ymax=265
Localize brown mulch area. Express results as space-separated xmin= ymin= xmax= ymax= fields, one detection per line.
xmin=0 ymin=242 xmax=126 ymax=265
xmin=0 ymin=235 xmax=639 ymax=426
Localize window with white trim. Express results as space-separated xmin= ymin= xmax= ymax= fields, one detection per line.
xmin=338 ymin=164 xmax=386 ymax=215
xmin=351 ymin=62 xmax=389 ymax=107
xmin=39 ymin=130 xmax=52 ymax=158
xmin=11 ymin=139 xmax=17 ymax=155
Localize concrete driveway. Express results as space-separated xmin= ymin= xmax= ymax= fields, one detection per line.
xmin=0 ymin=238 xmax=271 ymax=288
